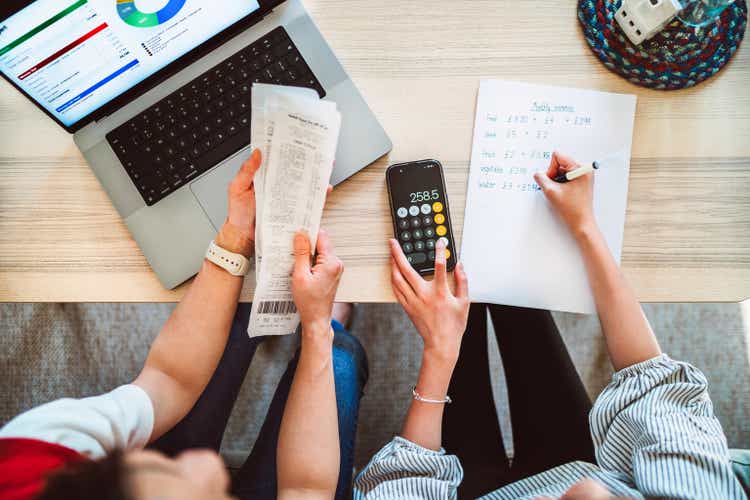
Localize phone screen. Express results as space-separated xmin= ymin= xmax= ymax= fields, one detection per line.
xmin=386 ymin=160 xmax=456 ymax=275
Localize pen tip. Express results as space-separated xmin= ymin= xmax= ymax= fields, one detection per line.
xmin=593 ymin=161 xmax=600 ymax=169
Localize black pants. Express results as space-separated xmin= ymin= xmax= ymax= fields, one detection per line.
xmin=443 ymin=304 xmax=596 ymax=499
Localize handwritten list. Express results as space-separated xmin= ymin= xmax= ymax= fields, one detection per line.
xmin=477 ymin=98 xmax=596 ymax=194
xmin=461 ymin=80 xmax=637 ymax=313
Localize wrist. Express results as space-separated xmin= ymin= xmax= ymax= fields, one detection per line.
xmin=572 ymin=219 xmax=601 ymax=244
xmin=216 ymin=221 xmax=254 ymax=258
xmin=422 ymin=344 xmax=460 ymax=368
xmin=299 ymin=331 xmax=333 ymax=381
xmin=414 ymin=349 xmax=456 ymax=400
xmin=301 ymin=322 xmax=334 ymax=360
xmin=301 ymin=320 xmax=334 ymax=342
xmin=414 ymin=371 xmax=452 ymax=402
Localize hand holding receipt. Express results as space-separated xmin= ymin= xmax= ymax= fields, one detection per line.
xmin=248 ymin=84 xmax=341 ymax=337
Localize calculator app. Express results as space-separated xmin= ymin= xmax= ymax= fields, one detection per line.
xmin=387 ymin=160 xmax=456 ymax=275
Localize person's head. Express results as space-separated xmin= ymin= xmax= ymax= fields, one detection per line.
xmin=37 ymin=448 xmax=235 ymax=500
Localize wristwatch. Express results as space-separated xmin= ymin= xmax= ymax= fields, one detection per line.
xmin=205 ymin=240 xmax=251 ymax=276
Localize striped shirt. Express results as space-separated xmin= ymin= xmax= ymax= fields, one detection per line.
xmin=354 ymin=354 xmax=747 ymax=499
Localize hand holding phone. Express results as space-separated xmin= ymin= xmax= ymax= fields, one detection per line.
xmin=386 ymin=159 xmax=457 ymax=275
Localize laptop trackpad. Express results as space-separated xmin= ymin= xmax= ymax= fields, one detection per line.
xmin=190 ymin=147 xmax=253 ymax=230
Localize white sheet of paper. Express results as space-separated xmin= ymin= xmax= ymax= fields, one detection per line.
xmin=461 ymin=80 xmax=636 ymax=314
xmin=248 ymin=84 xmax=341 ymax=336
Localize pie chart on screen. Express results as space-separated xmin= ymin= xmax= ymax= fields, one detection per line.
xmin=116 ymin=0 xmax=186 ymax=27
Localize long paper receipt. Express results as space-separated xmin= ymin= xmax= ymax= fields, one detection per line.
xmin=248 ymin=84 xmax=341 ymax=336
xmin=461 ymin=80 xmax=636 ymax=314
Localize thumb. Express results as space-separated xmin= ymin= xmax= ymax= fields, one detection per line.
xmin=230 ymin=149 xmax=262 ymax=194
xmin=533 ymin=171 xmax=557 ymax=195
xmin=454 ymin=261 xmax=469 ymax=300
xmin=293 ymin=231 xmax=312 ymax=275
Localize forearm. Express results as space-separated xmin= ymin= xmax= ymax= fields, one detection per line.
xmin=400 ymin=351 xmax=456 ymax=451
xmin=144 ymin=260 xmax=242 ymax=391
xmin=278 ymin=324 xmax=339 ymax=498
xmin=575 ymin=224 xmax=661 ymax=371
xmin=135 ymin=225 xmax=248 ymax=437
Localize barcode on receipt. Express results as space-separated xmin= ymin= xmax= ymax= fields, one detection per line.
xmin=257 ymin=301 xmax=297 ymax=315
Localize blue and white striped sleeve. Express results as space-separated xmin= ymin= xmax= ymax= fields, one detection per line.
xmin=590 ymin=354 xmax=746 ymax=500
xmin=354 ymin=436 xmax=463 ymax=499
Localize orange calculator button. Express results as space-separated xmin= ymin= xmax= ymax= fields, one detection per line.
xmin=434 ymin=213 xmax=445 ymax=224
xmin=436 ymin=225 xmax=447 ymax=236
xmin=445 ymin=249 xmax=451 ymax=260
xmin=432 ymin=201 xmax=444 ymax=213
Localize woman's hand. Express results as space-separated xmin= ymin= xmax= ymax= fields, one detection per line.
xmin=280 ymin=229 xmax=343 ymax=499
xmin=292 ymin=229 xmax=344 ymax=342
xmin=389 ymin=238 xmax=470 ymax=364
xmin=533 ymin=151 xmax=597 ymax=239
xmin=535 ymin=152 xmax=660 ymax=371
xmin=391 ymin=238 xmax=469 ymax=450
xmin=216 ymin=149 xmax=262 ymax=257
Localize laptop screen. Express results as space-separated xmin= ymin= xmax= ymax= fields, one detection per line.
xmin=0 ymin=0 xmax=261 ymax=128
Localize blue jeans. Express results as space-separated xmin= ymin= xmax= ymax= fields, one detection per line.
xmin=151 ymin=303 xmax=369 ymax=500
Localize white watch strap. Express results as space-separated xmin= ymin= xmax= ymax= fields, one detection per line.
xmin=205 ymin=240 xmax=251 ymax=276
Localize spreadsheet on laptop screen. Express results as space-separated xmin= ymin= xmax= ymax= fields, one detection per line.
xmin=0 ymin=0 xmax=260 ymax=127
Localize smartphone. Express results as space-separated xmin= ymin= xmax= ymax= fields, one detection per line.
xmin=386 ymin=159 xmax=457 ymax=275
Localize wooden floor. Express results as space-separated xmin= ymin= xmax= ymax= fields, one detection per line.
xmin=0 ymin=0 xmax=748 ymax=302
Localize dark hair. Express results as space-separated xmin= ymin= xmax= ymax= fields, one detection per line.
xmin=35 ymin=450 xmax=132 ymax=500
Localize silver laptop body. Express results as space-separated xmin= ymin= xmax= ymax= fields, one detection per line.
xmin=70 ymin=0 xmax=391 ymax=289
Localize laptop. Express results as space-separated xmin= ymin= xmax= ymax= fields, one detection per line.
xmin=0 ymin=0 xmax=392 ymax=289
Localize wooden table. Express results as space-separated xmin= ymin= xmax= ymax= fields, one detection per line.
xmin=1 ymin=1 xmax=749 ymax=303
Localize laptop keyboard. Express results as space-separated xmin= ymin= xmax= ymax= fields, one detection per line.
xmin=106 ymin=27 xmax=325 ymax=206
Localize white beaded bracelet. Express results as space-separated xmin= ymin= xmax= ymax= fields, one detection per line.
xmin=412 ymin=386 xmax=452 ymax=404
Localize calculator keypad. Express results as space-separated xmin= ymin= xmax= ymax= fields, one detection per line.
xmin=396 ymin=202 xmax=452 ymax=268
